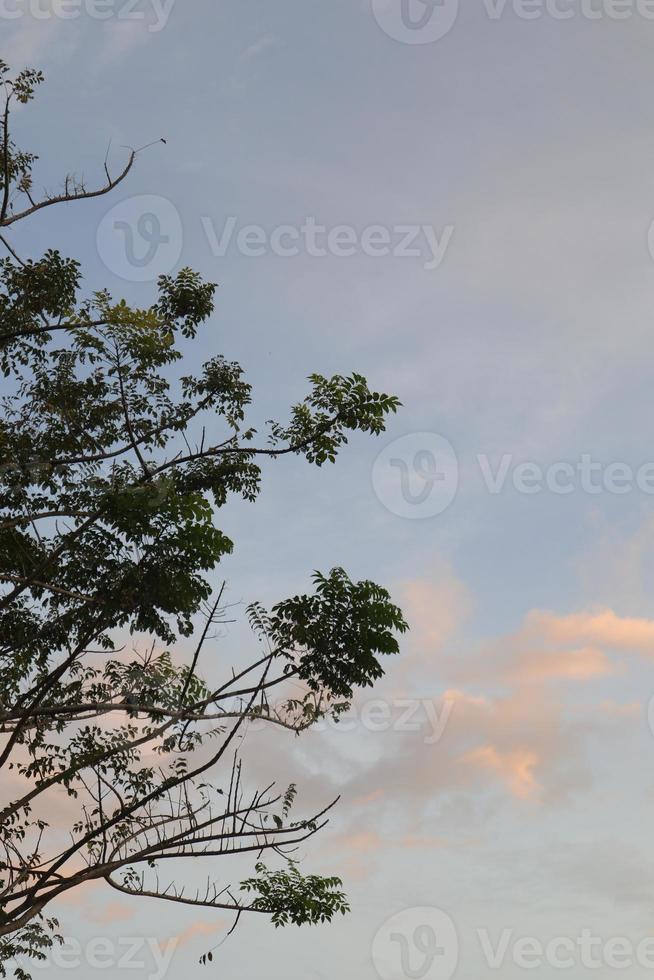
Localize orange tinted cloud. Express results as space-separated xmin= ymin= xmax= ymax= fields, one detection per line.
xmin=172 ymin=920 xmax=229 ymax=949
xmin=460 ymin=745 xmax=541 ymax=800
xmin=509 ymin=645 xmax=615 ymax=683
xmin=524 ymin=609 xmax=654 ymax=655
xmin=398 ymin=566 xmax=472 ymax=674
xmin=351 ymin=789 xmax=385 ymax=807
xmin=339 ymin=832 xmax=382 ymax=854
xmin=401 ymin=835 xmax=449 ymax=849
xmin=89 ymin=901 xmax=133 ymax=925
xmin=599 ymin=700 xmax=641 ymax=716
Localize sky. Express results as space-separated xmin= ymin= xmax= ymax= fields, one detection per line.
xmin=6 ymin=0 xmax=654 ymax=977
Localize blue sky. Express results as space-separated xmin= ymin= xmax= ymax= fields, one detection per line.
xmin=7 ymin=1 xmax=654 ymax=977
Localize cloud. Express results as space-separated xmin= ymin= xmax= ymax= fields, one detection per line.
xmin=448 ymin=126 xmax=654 ymax=356
xmin=351 ymin=789 xmax=385 ymax=808
xmin=525 ymin=608 xmax=654 ymax=656
xmin=598 ymin=699 xmax=641 ymax=717
xmin=227 ymin=33 xmax=281 ymax=93
xmin=400 ymin=572 xmax=472 ymax=656
xmin=507 ymin=645 xmax=614 ymax=684
xmin=241 ymin=35 xmax=278 ymax=60
xmin=459 ymin=745 xmax=540 ymax=801
xmin=5 ymin=18 xmax=72 ymax=69
xmin=459 ymin=607 xmax=654 ymax=691
xmin=555 ymin=842 xmax=654 ymax=908
xmin=100 ymin=20 xmax=149 ymax=60
xmin=293 ymin=591 xmax=654 ymax=836
xmin=88 ymin=901 xmax=134 ymax=925
xmin=334 ymin=680 xmax=580 ymax=818
xmin=338 ymin=832 xmax=382 ymax=854
xmin=171 ymin=920 xmax=229 ymax=949
xmin=400 ymin=835 xmax=449 ymax=850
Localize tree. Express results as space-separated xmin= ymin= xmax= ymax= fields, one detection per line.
xmin=0 ymin=62 xmax=407 ymax=977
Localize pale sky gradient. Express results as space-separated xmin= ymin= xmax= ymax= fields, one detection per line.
xmin=6 ymin=2 xmax=654 ymax=977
